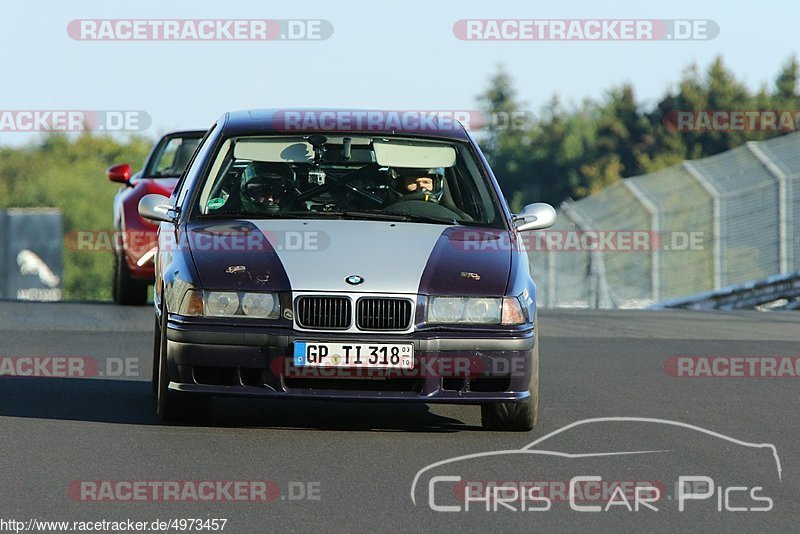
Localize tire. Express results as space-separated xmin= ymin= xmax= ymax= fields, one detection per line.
xmin=113 ymin=249 xmax=148 ymax=305
xmin=156 ymin=304 xmax=212 ymax=424
xmin=151 ymin=314 xmax=160 ymax=393
xmin=480 ymin=334 xmax=540 ymax=432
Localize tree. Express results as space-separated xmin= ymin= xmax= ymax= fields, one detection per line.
xmin=476 ymin=66 xmax=534 ymax=211
xmin=774 ymin=55 xmax=798 ymax=103
xmin=477 ymin=55 xmax=800 ymax=210
xmin=0 ymin=133 xmax=152 ymax=300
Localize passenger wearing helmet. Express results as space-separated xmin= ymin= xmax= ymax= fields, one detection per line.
xmin=389 ymin=167 xmax=444 ymax=203
xmin=240 ymin=162 xmax=295 ymax=213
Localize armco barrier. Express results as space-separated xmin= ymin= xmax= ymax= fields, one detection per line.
xmin=650 ymin=270 xmax=800 ymax=310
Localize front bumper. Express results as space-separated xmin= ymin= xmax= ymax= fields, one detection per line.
xmin=164 ymin=317 xmax=536 ymax=403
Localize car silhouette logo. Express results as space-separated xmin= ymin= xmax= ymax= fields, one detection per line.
xmin=345 ymin=275 xmax=364 ymax=285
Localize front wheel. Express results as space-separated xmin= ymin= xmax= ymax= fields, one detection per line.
xmin=480 ymin=336 xmax=539 ymax=431
xmin=112 ymin=250 xmax=148 ymax=305
xmin=156 ymin=306 xmax=211 ymax=424
xmin=151 ymin=314 xmax=161 ymax=393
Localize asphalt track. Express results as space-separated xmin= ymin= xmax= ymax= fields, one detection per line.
xmin=1 ymin=301 xmax=799 ymax=532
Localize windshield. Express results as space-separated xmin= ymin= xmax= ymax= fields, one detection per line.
xmin=146 ymin=135 xmax=202 ymax=178
xmin=194 ymin=135 xmax=503 ymax=227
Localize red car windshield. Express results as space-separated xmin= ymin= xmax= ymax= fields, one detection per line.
xmin=147 ymin=136 xmax=202 ymax=178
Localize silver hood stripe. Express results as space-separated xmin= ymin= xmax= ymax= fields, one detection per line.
xmin=249 ymin=219 xmax=446 ymax=293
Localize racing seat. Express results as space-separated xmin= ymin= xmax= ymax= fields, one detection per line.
xmin=438 ymin=177 xmax=473 ymax=221
xmin=166 ymin=141 xmax=196 ymax=175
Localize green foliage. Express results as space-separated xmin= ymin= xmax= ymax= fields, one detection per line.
xmin=479 ymin=55 xmax=800 ymax=207
xmin=0 ymin=133 xmax=152 ymax=300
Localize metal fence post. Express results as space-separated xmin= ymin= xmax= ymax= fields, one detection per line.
xmin=623 ymin=180 xmax=661 ymax=302
xmin=683 ymin=161 xmax=723 ymax=289
xmin=747 ymin=141 xmax=791 ymax=274
xmin=546 ymin=249 xmax=556 ymax=308
xmin=0 ymin=210 xmax=6 ymax=298
xmin=561 ymin=200 xmax=614 ymax=308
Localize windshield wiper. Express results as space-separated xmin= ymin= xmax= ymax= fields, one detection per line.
xmin=200 ymin=211 xmax=309 ymax=219
xmin=338 ymin=210 xmax=458 ymax=225
xmin=200 ymin=209 xmax=468 ymax=226
xmin=232 ymin=210 xmax=412 ymax=222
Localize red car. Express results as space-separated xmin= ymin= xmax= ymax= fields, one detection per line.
xmin=108 ymin=130 xmax=205 ymax=304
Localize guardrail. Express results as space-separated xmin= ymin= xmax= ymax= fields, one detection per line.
xmin=651 ymin=270 xmax=800 ymax=310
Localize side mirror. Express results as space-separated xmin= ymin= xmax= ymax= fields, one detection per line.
xmin=138 ymin=194 xmax=178 ymax=223
xmin=107 ymin=163 xmax=131 ymax=184
xmin=513 ymin=203 xmax=557 ymax=232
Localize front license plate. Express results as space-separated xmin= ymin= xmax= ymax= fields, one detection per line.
xmin=293 ymin=341 xmax=414 ymax=369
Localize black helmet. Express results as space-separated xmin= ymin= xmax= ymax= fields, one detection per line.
xmin=389 ymin=167 xmax=445 ymax=203
xmin=240 ymin=162 xmax=295 ymax=212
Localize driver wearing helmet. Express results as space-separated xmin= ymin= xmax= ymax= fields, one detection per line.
xmin=390 ymin=167 xmax=445 ymax=203
xmin=240 ymin=162 xmax=295 ymax=213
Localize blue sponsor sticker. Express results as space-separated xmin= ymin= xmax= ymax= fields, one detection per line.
xmin=294 ymin=341 xmax=307 ymax=366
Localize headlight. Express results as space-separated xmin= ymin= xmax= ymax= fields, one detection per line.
xmin=427 ymin=296 xmax=528 ymax=325
xmin=206 ymin=291 xmax=239 ymax=316
xmin=428 ymin=296 xmax=502 ymax=324
xmin=428 ymin=297 xmax=467 ymax=323
xmin=241 ymin=292 xmax=278 ymax=318
xmin=178 ymin=289 xmax=280 ymax=319
xmin=464 ymin=298 xmax=502 ymax=323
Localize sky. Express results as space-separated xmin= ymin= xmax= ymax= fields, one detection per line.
xmin=0 ymin=0 xmax=796 ymax=145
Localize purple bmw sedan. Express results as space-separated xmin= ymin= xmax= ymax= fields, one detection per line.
xmin=138 ymin=109 xmax=556 ymax=430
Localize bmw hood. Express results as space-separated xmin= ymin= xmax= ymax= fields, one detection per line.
xmin=185 ymin=220 xmax=511 ymax=295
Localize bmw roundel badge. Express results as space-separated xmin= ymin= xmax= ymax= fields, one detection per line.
xmin=345 ymin=274 xmax=364 ymax=285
